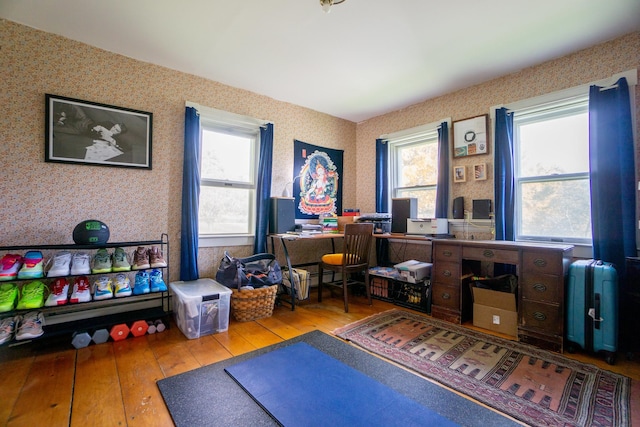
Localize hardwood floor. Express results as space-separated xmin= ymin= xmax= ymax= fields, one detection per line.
xmin=1 ymin=294 xmax=638 ymax=427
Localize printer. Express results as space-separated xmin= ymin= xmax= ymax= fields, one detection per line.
xmin=406 ymin=218 xmax=448 ymax=236
xmin=354 ymin=213 xmax=391 ymax=234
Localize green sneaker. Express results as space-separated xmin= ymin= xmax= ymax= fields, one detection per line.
xmin=112 ymin=248 xmax=131 ymax=272
xmin=0 ymin=283 xmax=18 ymax=312
xmin=91 ymin=249 xmax=112 ymax=274
xmin=16 ymin=281 xmax=46 ymax=310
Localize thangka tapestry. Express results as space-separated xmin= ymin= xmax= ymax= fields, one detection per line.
xmin=293 ymin=140 xmax=343 ymax=219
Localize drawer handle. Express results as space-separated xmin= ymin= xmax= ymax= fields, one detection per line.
xmin=533 ymin=312 xmax=547 ymax=321
xmin=483 ymin=250 xmax=494 ymax=258
xmin=534 ymin=258 xmax=548 ymax=268
xmin=441 ymin=292 xmax=450 ymax=300
xmin=533 ymin=283 xmax=547 ymax=292
xmin=443 ymin=270 xmax=451 ymax=277
xmin=442 ymin=250 xmax=453 ymax=257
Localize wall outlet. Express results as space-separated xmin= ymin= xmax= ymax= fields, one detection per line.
xmin=492 ymin=315 xmax=501 ymax=325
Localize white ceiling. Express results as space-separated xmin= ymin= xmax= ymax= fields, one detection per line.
xmin=2 ymin=0 xmax=639 ymax=123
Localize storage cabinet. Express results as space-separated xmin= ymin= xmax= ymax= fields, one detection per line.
xmin=431 ymin=239 xmax=573 ymax=352
xmin=0 ymin=234 xmax=170 ymax=345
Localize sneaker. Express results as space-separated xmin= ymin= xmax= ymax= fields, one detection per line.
xmin=149 ymin=269 xmax=167 ymax=292
xmin=15 ymin=311 xmax=45 ymax=340
xmin=133 ymin=270 xmax=150 ymax=295
xmin=69 ymin=276 xmax=91 ymax=303
xmin=112 ymin=248 xmax=131 ymax=272
xmin=17 ymin=251 xmax=44 ymax=279
xmin=0 ymin=283 xmax=18 ymax=313
xmin=114 ymin=273 xmax=132 ymax=298
xmin=149 ymin=246 xmax=167 ymax=268
xmin=46 ymin=251 xmax=72 ymax=277
xmin=45 ymin=278 xmax=69 ymax=306
xmin=92 ymin=249 xmax=112 ymax=274
xmin=132 ymin=247 xmax=150 ymax=270
xmin=16 ymin=281 xmax=46 ymax=310
xmin=0 ymin=254 xmax=23 ymax=281
xmin=93 ymin=276 xmax=113 ymax=300
xmin=70 ymin=252 xmax=91 ymax=275
xmin=0 ymin=316 xmax=18 ymax=345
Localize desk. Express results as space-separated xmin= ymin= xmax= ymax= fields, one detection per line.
xmin=431 ymin=239 xmax=573 ymax=352
xmin=269 ymin=233 xmax=344 ymax=310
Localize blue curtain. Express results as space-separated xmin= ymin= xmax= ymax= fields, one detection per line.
xmin=254 ymin=123 xmax=274 ymax=254
xmin=180 ymin=107 xmax=201 ymax=281
xmin=375 ymin=138 xmax=389 ymax=213
xmin=494 ymin=107 xmax=515 ymax=241
xmin=589 ymin=77 xmax=636 ymax=276
xmin=435 ymin=122 xmax=450 ymax=218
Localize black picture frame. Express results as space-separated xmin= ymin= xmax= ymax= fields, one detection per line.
xmin=45 ymin=94 xmax=152 ymax=169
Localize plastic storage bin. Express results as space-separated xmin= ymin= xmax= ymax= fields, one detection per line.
xmin=170 ymin=278 xmax=232 ymax=339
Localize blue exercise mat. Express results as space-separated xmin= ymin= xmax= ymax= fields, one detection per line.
xmin=224 ymin=342 xmax=458 ymax=427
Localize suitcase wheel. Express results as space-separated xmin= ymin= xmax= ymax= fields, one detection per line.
xmin=605 ymin=352 xmax=616 ymax=365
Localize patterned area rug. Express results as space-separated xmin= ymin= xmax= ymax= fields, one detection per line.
xmin=334 ymin=309 xmax=638 ymax=427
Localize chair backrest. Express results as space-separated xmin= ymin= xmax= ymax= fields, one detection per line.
xmin=342 ymin=223 xmax=374 ymax=266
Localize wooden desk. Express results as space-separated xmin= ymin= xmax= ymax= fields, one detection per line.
xmin=431 ymin=239 xmax=573 ymax=352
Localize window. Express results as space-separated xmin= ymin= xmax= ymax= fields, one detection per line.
xmin=197 ymin=108 xmax=262 ymax=247
xmin=513 ymin=96 xmax=591 ymax=244
xmin=389 ymin=125 xmax=440 ymax=218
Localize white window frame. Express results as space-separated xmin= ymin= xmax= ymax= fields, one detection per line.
xmin=188 ymin=103 xmax=267 ymax=248
xmin=384 ymin=119 xmax=449 ymax=218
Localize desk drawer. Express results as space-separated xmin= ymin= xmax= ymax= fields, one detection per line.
xmin=522 ymin=250 xmax=564 ymax=275
xmin=432 ymin=283 xmax=460 ymax=310
xmin=520 ymin=273 xmax=561 ymax=303
xmin=433 ymin=244 xmax=460 ymax=261
xmin=462 ymin=246 xmax=519 ymax=264
xmin=520 ymin=300 xmax=562 ymax=335
xmin=433 ymin=261 xmax=460 ymax=284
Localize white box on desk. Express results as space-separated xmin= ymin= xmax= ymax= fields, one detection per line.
xmin=394 ymin=260 xmax=432 ymax=283
xmin=406 ymin=218 xmax=448 ymax=235
xmin=170 ymin=278 xmax=231 ymax=339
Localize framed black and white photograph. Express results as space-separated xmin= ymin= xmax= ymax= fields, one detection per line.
xmin=453 ymin=114 xmax=488 ymax=158
xmin=453 ymin=165 xmax=466 ymax=183
xmin=45 ymin=94 xmax=152 ymax=169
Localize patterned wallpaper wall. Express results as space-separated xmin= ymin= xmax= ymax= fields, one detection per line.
xmin=0 ymin=20 xmax=356 ymax=280
xmin=355 ymin=32 xmax=640 ymax=228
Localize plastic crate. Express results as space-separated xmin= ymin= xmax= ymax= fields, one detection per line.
xmin=370 ymin=276 xmax=394 ymax=302
xmin=393 ymin=279 xmax=431 ymax=313
xmin=170 ymin=279 xmax=232 ymax=339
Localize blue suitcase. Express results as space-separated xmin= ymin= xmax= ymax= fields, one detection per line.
xmin=566 ymin=259 xmax=618 ymax=364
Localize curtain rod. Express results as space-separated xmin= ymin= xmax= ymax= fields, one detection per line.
xmin=185 ymin=101 xmax=272 ymax=126
xmin=379 ymin=117 xmax=451 ymax=140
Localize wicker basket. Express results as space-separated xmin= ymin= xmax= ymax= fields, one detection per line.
xmin=230 ymin=285 xmax=278 ymax=322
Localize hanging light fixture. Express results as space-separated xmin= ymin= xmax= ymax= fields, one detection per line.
xmin=320 ymin=0 xmax=346 ymax=13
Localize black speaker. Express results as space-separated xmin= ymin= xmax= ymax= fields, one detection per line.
xmin=269 ymin=197 xmax=295 ymax=234
xmin=391 ymin=197 xmax=417 ymax=233
xmin=472 ymin=199 xmax=492 ymax=220
xmin=453 ymin=197 xmax=464 ymax=219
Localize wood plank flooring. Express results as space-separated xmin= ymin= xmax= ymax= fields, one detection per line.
xmin=1 ymin=294 xmax=638 ymax=427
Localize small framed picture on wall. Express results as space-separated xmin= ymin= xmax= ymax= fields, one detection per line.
xmin=453 ymin=166 xmax=466 ymax=183
xmin=474 ymin=163 xmax=487 ymax=181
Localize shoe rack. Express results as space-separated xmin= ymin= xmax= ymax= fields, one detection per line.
xmin=0 ymin=233 xmax=170 ymax=346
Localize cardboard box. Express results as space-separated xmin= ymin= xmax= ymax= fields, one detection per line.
xmin=471 ymin=286 xmax=517 ymax=337
xmin=170 ymin=278 xmax=232 ymax=339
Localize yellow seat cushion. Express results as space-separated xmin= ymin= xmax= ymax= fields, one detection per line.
xmin=321 ymin=253 xmax=361 ymax=265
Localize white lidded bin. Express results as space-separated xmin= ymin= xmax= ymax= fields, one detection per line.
xmin=170 ymin=278 xmax=232 ymax=339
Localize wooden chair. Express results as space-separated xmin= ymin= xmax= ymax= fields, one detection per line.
xmin=318 ymin=223 xmax=374 ymax=312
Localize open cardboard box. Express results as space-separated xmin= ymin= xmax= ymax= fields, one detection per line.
xmin=471 ymin=286 xmax=518 ymax=338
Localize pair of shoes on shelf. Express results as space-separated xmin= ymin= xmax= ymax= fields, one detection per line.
xmin=0 ymin=254 xmax=23 ymax=281
xmin=0 ymin=283 xmax=19 ymax=312
xmin=18 ymin=251 xmax=44 ymax=279
xmin=0 ymin=311 xmax=46 ymax=343
xmin=45 ymin=251 xmax=91 ymax=277
xmin=16 ymin=281 xmax=47 ymax=310
xmin=93 ymin=273 xmax=132 ymax=300
xmin=48 ymin=276 xmax=93 ymax=305
xmin=91 ymin=248 xmax=131 ymax=274
xmin=133 ymin=269 xmax=166 ymax=295
xmin=131 ymin=246 xmax=166 ymax=270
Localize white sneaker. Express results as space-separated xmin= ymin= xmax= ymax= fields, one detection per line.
xmin=70 ymin=276 xmax=91 ymax=303
xmin=0 ymin=316 xmax=18 ymax=345
xmin=46 ymin=251 xmax=72 ymax=277
xmin=45 ymin=278 xmax=69 ymax=306
xmin=70 ymin=252 xmax=91 ymax=275
xmin=113 ymin=274 xmax=132 ymax=298
xmin=93 ymin=276 xmax=113 ymax=300
xmin=15 ymin=311 xmax=45 ymax=340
